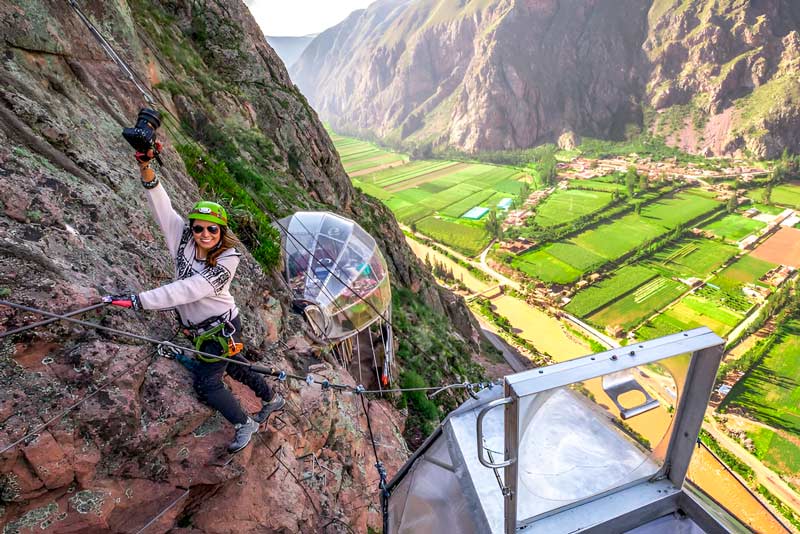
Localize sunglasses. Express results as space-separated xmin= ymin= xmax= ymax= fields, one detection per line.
xmin=192 ymin=224 xmax=220 ymax=235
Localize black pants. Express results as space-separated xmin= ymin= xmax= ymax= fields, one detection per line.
xmin=192 ymin=316 xmax=273 ymax=425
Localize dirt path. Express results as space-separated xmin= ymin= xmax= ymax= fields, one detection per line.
xmin=705 ymin=413 xmax=800 ymax=516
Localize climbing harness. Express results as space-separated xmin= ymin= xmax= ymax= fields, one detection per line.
xmin=186 ymin=320 xmax=242 ymax=363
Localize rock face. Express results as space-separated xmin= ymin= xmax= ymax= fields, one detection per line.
xmin=265 ymin=35 xmax=317 ymax=69
xmin=645 ymin=0 xmax=800 ymax=158
xmin=292 ymin=0 xmax=800 ymax=158
xmin=0 ymin=0 xmax=485 ymax=531
xmin=293 ymin=0 xmax=649 ymax=153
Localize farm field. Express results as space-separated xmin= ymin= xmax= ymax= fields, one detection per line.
xmin=533 ymin=189 xmax=614 ymax=227
xmin=586 ymin=276 xmax=686 ymax=331
xmin=713 ymin=254 xmax=777 ymax=288
xmin=331 ymin=134 xmax=407 ymax=174
xmin=333 ymin=134 xmax=527 ymax=256
xmin=647 ymin=238 xmax=739 ymax=279
xmin=746 ymin=426 xmax=800 ymax=481
xmin=746 ymin=182 xmax=800 ymax=209
xmin=723 ymin=319 xmax=800 ymax=435
xmin=702 ymin=214 xmax=766 ymax=242
xmin=514 ymin=190 xmax=722 ymax=284
xmin=662 ymin=295 xmax=745 ymax=336
xmin=564 ymin=265 xmax=656 ymax=317
xmin=751 ymin=227 xmax=800 ymax=268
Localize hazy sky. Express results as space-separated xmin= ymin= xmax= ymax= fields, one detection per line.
xmin=245 ymin=0 xmax=375 ymax=36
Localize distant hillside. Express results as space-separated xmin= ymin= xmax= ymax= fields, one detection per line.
xmin=292 ymin=0 xmax=800 ymax=159
xmin=266 ymin=34 xmax=317 ymax=68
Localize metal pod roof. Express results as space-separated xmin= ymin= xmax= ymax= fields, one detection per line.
xmin=276 ymin=211 xmax=391 ymax=341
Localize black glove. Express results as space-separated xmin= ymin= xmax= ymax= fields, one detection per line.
xmin=102 ymin=294 xmax=142 ymax=311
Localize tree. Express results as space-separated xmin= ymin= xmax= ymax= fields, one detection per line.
xmin=484 ymin=210 xmax=503 ymax=240
xmin=625 ymin=166 xmax=638 ymax=198
xmin=539 ymin=153 xmax=557 ymax=186
xmin=634 ymin=201 xmax=643 ymax=215
xmin=639 ymin=173 xmax=648 ymax=192
xmin=726 ymin=195 xmax=737 ymax=213
xmin=763 ymin=183 xmax=773 ymax=204
xmin=518 ymin=181 xmax=531 ymax=205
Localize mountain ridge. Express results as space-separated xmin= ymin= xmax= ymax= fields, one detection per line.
xmin=292 ymin=0 xmax=800 ymax=158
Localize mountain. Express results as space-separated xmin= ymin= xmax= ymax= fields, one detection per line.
xmin=0 ymin=0 xmax=490 ymax=531
xmin=292 ymin=0 xmax=800 ymax=158
xmin=265 ymin=34 xmax=317 ymax=69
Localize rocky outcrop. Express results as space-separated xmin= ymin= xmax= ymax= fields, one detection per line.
xmin=0 ymin=0 xmax=486 ymax=531
xmin=293 ymin=0 xmax=800 ymax=158
xmin=645 ymin=0 xmax=800 ymax=158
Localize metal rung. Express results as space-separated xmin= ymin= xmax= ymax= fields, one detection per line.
xmin=602 ymin=371 xmax=660 ymax=420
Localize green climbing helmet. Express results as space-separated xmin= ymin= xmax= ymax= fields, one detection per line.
xmin=188 ymin=200 xmax=228 ymax=226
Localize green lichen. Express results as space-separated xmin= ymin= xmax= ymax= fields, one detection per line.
xmin=68 ymin=489 xmax=107 ymax=515
xmin=0 ymin=472 xmax=21 ymax=502
xmin=192 ymin=412 xmax=224 ymax=438
xmin=2 ymin=503 xmax=57 ymax=534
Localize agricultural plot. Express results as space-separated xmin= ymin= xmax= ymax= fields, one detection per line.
xmin=332 ymin=135 xmax=407 ymax=174
xmin=565 ymin=265 xmax=657 ymax=317
xmin=638 ymin=190 xmax=720 ymax=229
xmin=702 ymin=214 xmax=765 ymax=242
xmin=567 ymin=178 xmax=625 ymax=192
xmin=751 ymin=227 xmax=800 ymax=268
xmin=570 ymin=213 xmax=666 ymax=260
xmin=533 ymin=189 xmax=614 ymax=227
xmin=747 ymin=182 xmax=800 ymax=209
xmin=512 ymin=249 xmax=583 ymax=285
xmin=747 ymin=427 xmax=800 ymax=480
xmin=723 ymin=319 xmax=800 ymax=435
xmin=333 ymin=135 xmax=530 ymax=256
xmin=515 ymin=190 xmax=722 ymax=284
xmin=647 ymin=238 xmax=738 ymax=279
xmin=661 ymin=295 xmax=744 ymax=336
xmin=713 ymin=254 xmax=777 ymax=287
xmin=587 ymin=277 xmax=686 ymax=331
xmin=415 ymin=217 xmax=489 ymax=256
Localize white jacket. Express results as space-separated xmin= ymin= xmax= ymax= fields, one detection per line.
xmin=138 ymin=182 xmax=240 ymax=326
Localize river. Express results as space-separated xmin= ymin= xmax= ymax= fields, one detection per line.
xmin=406 ymin=236 xmax=789 ymax=533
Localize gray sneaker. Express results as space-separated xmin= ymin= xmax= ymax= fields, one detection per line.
xmin=228 ymin=417 xmax=259 ymax=453
xmin=253 ymin=393 xmax=285 ymax=423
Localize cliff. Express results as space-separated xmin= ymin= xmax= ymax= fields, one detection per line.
xmin=0 ymin=0 xmax=488 ymax=531
xmin=645 ymin=0 xmax=800 ymax=158
xmin=292 ymin=0 xmax=800 ymax=158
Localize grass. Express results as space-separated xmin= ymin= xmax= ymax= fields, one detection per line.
xmin=565 ymin=266 xmax=657 ymax=317
xmin=512 ymin=249 xmax=584 ymax=284
xmin=533 ymin=189 xmax=614 ymax=227
xmin=415 ymin=216 xmax=489 ymax=256
xmin=702 ymin=214 xmax=766 ymax=242
xmin=570 ymin=212 xmax=666 ymax=260
xmin=647 ymin=238 xmax=739 ymax=279
xmin=587 ymin=277 xmax=686 ymax=331
xmin=746 ymin=182 xmax=800 ymax=209
xmin=638 ymin=190 xmax=721 ymax=229
xmin=714 ymin=254 xmax=777 ymax=286
xmin=747 ymin=427 xmax=800 ymax=478
xmin=723 ymin=319 xmax=800 ymax=435
xmin=664 ymin=295 xmax=744 ymax=336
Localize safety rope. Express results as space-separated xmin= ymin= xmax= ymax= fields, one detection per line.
xmin=66 ymin=0 xmax=460 ymax=394
xmin=0 ymin=301 xmax=108 ymax=338
xmin=133 ymin=487 xmax=190 ymax=534
xmin=359 ymin=394 xmax=390 ymax=532
xmin=0 ymin=324 xmax=178 ymax=455
xmin=0 ymin=300 xmax=497 ymax=398
xmin=66 ymin=0 xmax=155 ymax=106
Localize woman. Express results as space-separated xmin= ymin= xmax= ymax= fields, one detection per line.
xmin=107 ymin=147 xmax=284 ymax=453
